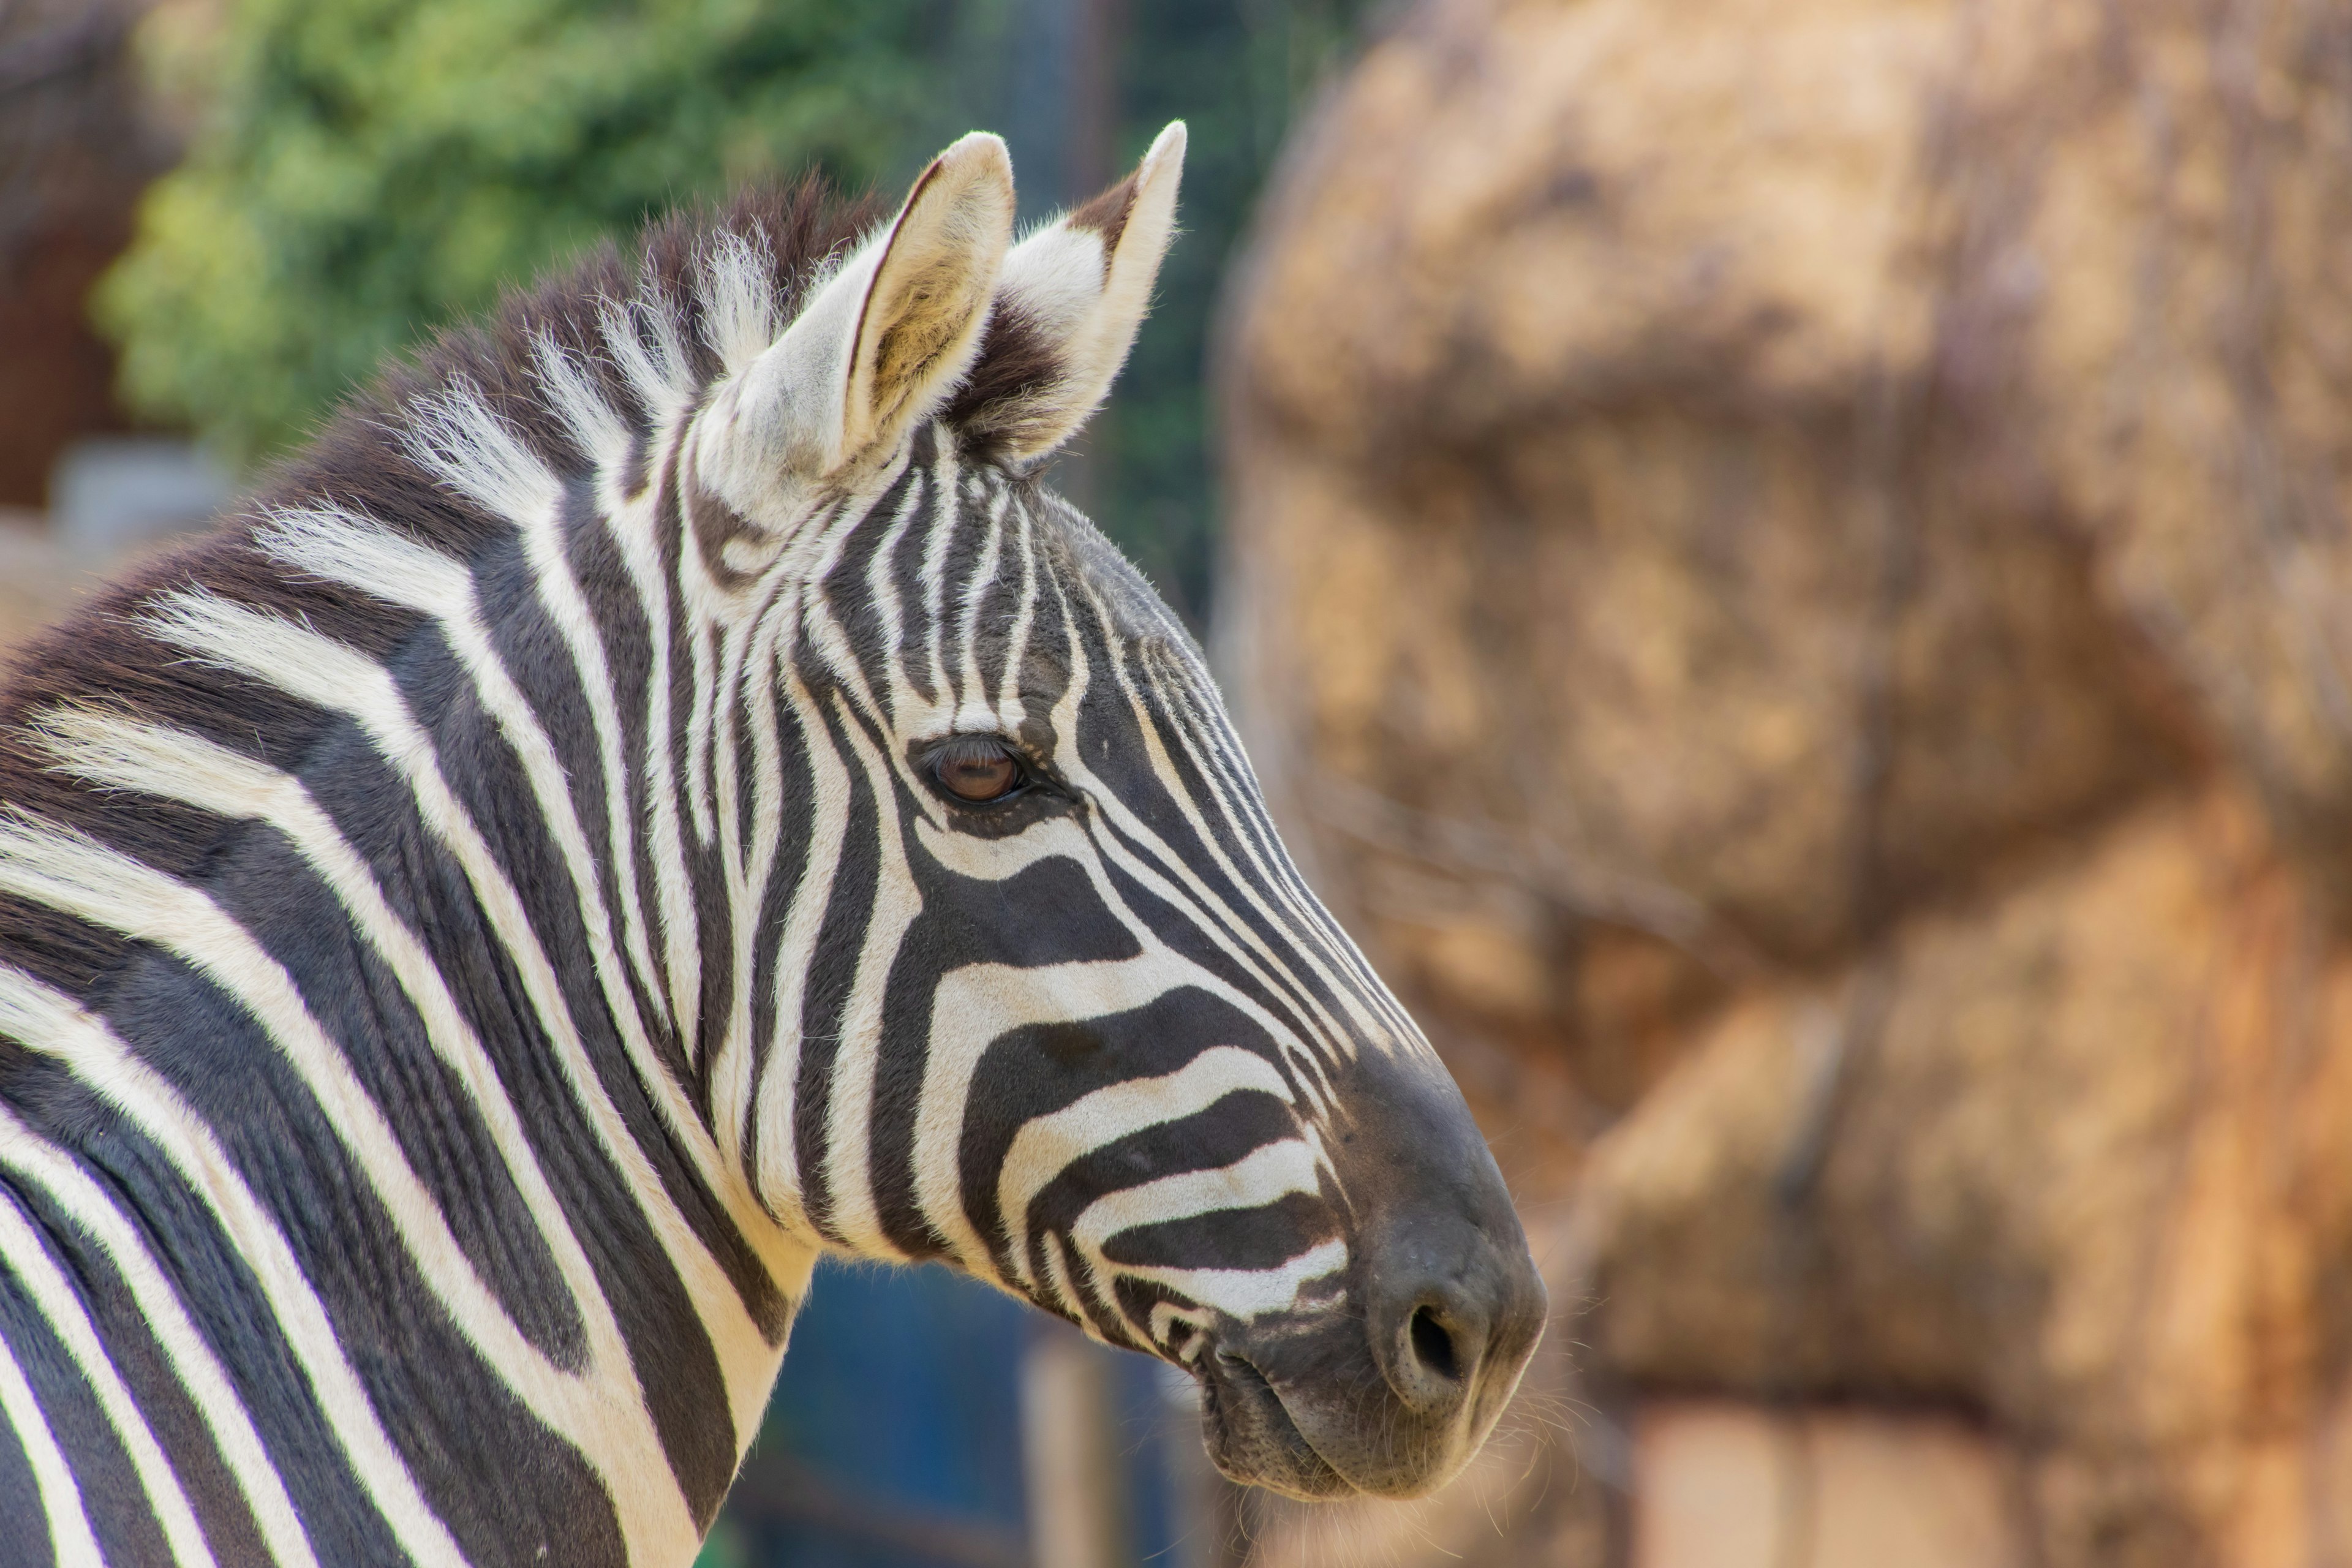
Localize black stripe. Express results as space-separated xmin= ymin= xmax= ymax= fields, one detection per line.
xmin=388 ymin=621 xmax=786 ymax=1338
xmin=0 ymin=1183 xmax=174 ymax=1566
xmin=957 ymin=989 xmax=1292 ymax=1282
xmin=14 ymin=1050 xmax=411 ymax=1565
xmin=867 ymin=848 xmax=1144 ymax=1260
xmin=742 ymin=691 xmax=818 ymax=1191
xmin=102 ymin=949 xmax=633 ymax=1567
xmin=7 ymin=1168 xmax=274 ymax=1568
xmin=564 ymin=477 xmax=678 ymax=1038
xmin=207 ymin=812 xmax=587 ymax=1368
xmin=791 ymin=693 xmax=885 ymax=1243
xmin=0 ymin=1366 xmax=53 ymax=1568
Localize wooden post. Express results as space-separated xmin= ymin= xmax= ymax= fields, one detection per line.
xmin=1021 ymin=1321 xmax=1129 ymax=1568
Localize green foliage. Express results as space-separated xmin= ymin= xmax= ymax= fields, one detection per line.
xmin=98 ymin=0 xmax=1373 ymax=619
xmin=1093 ymin=0 xmax=1376 ymax=620
xmin=100 ymin=0 xmax=946 ymax=462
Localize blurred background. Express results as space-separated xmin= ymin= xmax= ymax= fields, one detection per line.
xmin=11 ymin=0 xmax=2352 ymax=1563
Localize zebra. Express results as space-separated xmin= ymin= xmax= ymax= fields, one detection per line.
xmin=0 ymin=124 xmax=1545 ymax=1566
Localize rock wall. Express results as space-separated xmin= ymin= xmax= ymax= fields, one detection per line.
xmin=1219 ymin=0 xmax=2352 ymax=1561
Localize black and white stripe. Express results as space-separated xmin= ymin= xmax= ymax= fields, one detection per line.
xmin=0 ymin=124 xmax=1539 ymax=1566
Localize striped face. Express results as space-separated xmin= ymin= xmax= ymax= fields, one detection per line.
xmin=740 ymin=456 xmax=1545 ymax=1497
xmin=657 ymin=130 xmax=1548 ymax=1500
xmin=714 ymin=453 xmax=1389 ymax=1318
xmin=698 ymin=440 xmax=1547 ymax=1498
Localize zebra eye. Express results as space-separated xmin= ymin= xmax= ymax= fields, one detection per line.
xmin=929 ymin=736 xmax=1025 ymax=804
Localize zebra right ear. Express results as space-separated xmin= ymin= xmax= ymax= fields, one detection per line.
xmin=709 ymin=133 xmax=1015 ymax=500
xmin=944 ymin=122 xmax=1185 ymax=465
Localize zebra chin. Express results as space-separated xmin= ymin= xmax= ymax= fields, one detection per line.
xmin=1194 ymin=1327 xmax=1491 ymax=1501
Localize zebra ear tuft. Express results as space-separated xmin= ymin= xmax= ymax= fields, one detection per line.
xmin=946 ymin=121 xmax=1185 ymax=464
xmin=718 ymin=133 xmax=1015 ymax=488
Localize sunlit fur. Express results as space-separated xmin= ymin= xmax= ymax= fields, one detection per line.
xmin=0 ymin=131 xmax=1539 ymax=1567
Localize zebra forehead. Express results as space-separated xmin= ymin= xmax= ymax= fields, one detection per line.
xmin=1018 ymin=494 xmax=1199 ymax=658
xmin=858 ymin=464 xmax=1197 ymax=669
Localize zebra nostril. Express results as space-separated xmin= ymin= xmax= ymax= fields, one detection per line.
xmin=1408 ymin=1306 xmax=1460 ymax=1384
xmin=1377 ymin=1287 xmax=1485 ymax=1414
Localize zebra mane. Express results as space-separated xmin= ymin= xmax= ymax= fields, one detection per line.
xmin=0 ymin=177 xmax=888 ymax=1005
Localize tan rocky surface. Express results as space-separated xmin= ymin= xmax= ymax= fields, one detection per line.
xmin=1220 ymin=0 xmax=2352 ymax=1562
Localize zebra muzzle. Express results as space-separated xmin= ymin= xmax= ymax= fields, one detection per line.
xmin=1186 ymin=1055 xmax=1550 ymax=1501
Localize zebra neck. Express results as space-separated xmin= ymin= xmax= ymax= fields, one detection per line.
xmin=0 ymin=499 xmax=820 ymax=1561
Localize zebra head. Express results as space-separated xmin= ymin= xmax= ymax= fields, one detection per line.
xmin=0 ymin=124 xmax=1545 ymax=1568
xmin=665 ymin=126 xmax=1547 ymax=1500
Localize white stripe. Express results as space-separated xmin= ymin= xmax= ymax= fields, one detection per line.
xmin=0 ymin=817 xmax=701 ymax=1561
xmin=1036 ymin=568 xmax=1352 ymax=1113
xmin=1113 ymin=1237 xmax=1349 ymax=1322
xmin=0 ymin=1329 xmax=104 ymax=1567
xmin=913 ymin=952 xmax=1196 ymax=1276
xmin=1068 ymin=1139 xmax=1322 ymax=1260
xmin=905 ymin=812 xmax=1338 ymax=1153
xmin=0 ymin=1103 xmax=318 ymax=1568
xmin=1082 ymin=589 xmax=1381 ymax=1065
xmin=134 ymin=593 xmax=782 ymax=1450
xmin=919 ymin=461 xmax=959 ymax=705
xmin=500 ymin=418 xmax=671 ymax=1028
xmin=1147 ymin=651 xmax=1425 ymax=1050
xmin=0 ymin=967 xmax=470 ymax=1568
xmin=256 ymin=510 xmax=728 ymax=1196
xmin=1149 ymin=647 xmax=1406 ymax=1023
xmin=530 ymin=335 xmax=632 ymax=478
xmin=996 ymin=1047 xmax=1295 ymax=1290
xmin=599 ymin=292 xmax=696 ymax=425
xmin=993 ymin=503 xmax=1040 ymax=722
xmin=32 ymin=711 xmax=706 ymax=1558
xmin=954 ymin=489 xmax=1009 ymax=710
xmin=862 ymin=437 xmax=929 ymax=674
xmin=749 ymin=651 xmax=854 ymax=1217
xmin=698 ymin=230 xmax=782 ymax=376
xmin=399 ymin=382 xmax=563 ymax=525
xmin=815 ymin=696 xmax=926 ymax=1256
xmin=706 ymin=600 xmax=785 ymax=1175
xmin=1040 ymin=1231 xmax=1099 ymax=1341
xmin=0 ymin=1185 xmax=217 ymax=1567
xmin=603 ymin=471 xmax=704 ymax=1045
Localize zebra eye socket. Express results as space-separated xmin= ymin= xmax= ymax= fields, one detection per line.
xmin=930 ymin=737 xmax=1025 ymax=804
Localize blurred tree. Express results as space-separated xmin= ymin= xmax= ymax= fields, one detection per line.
xmin=1099 ymin=0 xmax=1376 ymax=622
xmin=98 ymin=0 xmax=949 ymax=463
xmin=98 ymin=0 xmax=1373 ymax=617
xmin=945 ymin=0 xmax=1378 ymax=620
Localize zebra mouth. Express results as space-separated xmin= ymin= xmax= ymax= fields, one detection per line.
xmin=1197 ymin=1349 xmax=1356 ymax=1500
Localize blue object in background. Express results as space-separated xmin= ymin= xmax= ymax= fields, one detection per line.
xmin=699 ymin=1256 xmax=1186 ymax=1568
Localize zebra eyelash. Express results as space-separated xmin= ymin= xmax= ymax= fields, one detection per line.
xmin=914 ymin=732 xmax=1052 ymax=809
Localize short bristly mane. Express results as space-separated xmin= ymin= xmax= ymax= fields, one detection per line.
xmin=0 ymin=179 xmax=884 ymax=1011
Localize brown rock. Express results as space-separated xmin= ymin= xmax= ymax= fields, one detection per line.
xmin=1578 ymin=788 xmax=2352 ymax=1559
xmin=1223 ymin=0 xmax=2204 ymax=1080
xmin=1220 ymin=0 xmax=2352 ymax=1561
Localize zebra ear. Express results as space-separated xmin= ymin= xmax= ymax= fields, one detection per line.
xmin=722 ymin=132 xmax=1015 ymax=486
xmin=946 ymin=121 xmax=1185 ymax=464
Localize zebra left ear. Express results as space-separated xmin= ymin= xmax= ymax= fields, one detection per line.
xmin=945 ymin=121 xmax=1185 ymax=464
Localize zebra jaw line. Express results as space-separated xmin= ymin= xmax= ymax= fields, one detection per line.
xmin=0 ymin=124 xmax=1546 ymax=1566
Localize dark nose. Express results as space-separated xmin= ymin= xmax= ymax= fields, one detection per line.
xmin=1363 ymin=1212 xmax=1548 ymax=1417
